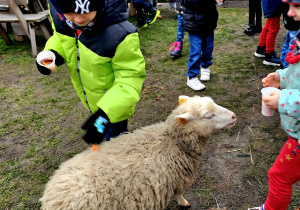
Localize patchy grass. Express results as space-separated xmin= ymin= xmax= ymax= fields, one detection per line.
xmin=0 ymin=7 xmax=299 ymax=210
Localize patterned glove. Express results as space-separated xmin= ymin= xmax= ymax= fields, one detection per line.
xmin=81 ymin=109 xmax=111 ymax=144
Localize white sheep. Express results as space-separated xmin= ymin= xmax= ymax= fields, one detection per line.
xmin=40 ymin=95 xmax=236 ymax=210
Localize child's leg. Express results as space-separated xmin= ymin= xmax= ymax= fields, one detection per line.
xmin=201 ymin=32 xmax=214 ymax=68
xmin=133 ymin=1 xmax=146 ymax=20
xmin=186 ymin=33 xmax=202 ymax=77
xmin=264 ymin=138 xmax=300 ymax=210
xmin=177 ymin=13 xmax=184 ymax=42
xmin=248 ymin=0 xmax=255 ymax=26
xmin=134 ymin=0 xmax=155 ymax=14
xmin=265 ymin=16 xmax=280 ymax=54
xmin=254 ymin=0 xmax=262 ymax=29
xmin=258 ymin=18 xmax=271 ymax=47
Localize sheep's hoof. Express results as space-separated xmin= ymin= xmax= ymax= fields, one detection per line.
xmin=176 ymin=194 xmax=191 ymax=208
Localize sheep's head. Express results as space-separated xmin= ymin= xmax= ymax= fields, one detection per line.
xmin=175 ymin=95 xmax=236 ymax=134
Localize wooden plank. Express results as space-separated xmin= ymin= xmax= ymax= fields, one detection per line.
xmin=29 ymin=24 xmax=37 ymax=57
xmin=0 ymin=13 xmax=48 ymax=22
xmin=0 ymin=22 xmax=13 ymax=45
xmin=39 ymin=22 xmax=50 ymax=39
xmin=0 ymin=0 xmax=28 ymax=6
xmin=8 ymin=0 xmax=30 ymax=37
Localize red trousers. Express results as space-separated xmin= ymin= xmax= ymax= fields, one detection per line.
xmin=264 ymin=137 xmax=300 ymax=210
xmin=258 ymin=16 xmax=281 ymax=54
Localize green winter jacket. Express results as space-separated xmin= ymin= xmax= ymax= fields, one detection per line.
xmin=44 ymin=0 xmax=146 ymax=123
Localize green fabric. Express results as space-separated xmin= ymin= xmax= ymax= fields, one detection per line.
xmin=44 ymin=27 xmax=145 ymax=123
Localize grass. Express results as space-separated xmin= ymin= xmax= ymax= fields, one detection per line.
xmin=0 ymin=7 xmax=299 ymax=210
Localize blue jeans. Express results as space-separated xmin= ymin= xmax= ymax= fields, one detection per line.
xmin=280 ymin=30 xmax=298 ymax=68
xmin=177 ymin=14 xmax=185 ymax=42
xmin=186 ymin=32 xmax=214 ymax=77
xmin=105 ymin=119 xmax=128 ymax=141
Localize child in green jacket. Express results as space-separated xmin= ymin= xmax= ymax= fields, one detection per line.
xmin=36 ymin=0 xmax=146 ymax=144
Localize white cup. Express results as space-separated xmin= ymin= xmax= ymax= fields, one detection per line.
xmin=261 ymin=87 xmax=280 ymax=116
xmin=36 ymin=50 xmax=56 ymax=71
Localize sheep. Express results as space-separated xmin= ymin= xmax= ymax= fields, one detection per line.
xmin=40 ymin=95 xmax=237 ymax=210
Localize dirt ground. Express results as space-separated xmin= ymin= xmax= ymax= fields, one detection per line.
xmin=1 ymin=2 xmax=300 ymax=210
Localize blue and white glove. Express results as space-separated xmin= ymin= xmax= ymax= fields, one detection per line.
xmin=81 ymin=109 xmax=110 ymax=144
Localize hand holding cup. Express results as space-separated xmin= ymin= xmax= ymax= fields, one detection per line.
xmin=36 ymin=51 xmax=56 ymax=73
xmin=261 ymin=87 xmax=280 ymax=116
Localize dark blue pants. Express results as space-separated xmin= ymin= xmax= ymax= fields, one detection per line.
xmin=133 ymin=0 xmax=155 ymax=21
xmin=186 ymin=32 xmax=214 ymax=77
xmin=105 ymin=119 xmax=128 ymax=141
xmin=177 ymin=14 xmax=185 ymax=42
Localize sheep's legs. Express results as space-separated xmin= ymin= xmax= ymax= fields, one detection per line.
xmin=175 ymin=194 xmax=191 ymax=207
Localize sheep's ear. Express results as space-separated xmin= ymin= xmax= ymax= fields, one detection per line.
xmin=178 ymin=95 xmax=190 ymax=105
xmin=175 ymin=112 xmax=194 ymax=125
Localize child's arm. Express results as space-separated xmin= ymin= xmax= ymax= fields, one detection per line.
xmin=276 ymin=68 xmax=289 ymax=89
xmin=278 ymin=89 xmax=300 ymax=118
xmin=97 ymin=33 xmax=146 ymax=124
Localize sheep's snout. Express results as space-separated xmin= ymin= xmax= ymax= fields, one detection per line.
xmin=225 ymin=113 xmax=237 ymax=128
xmin=212 ymin=104 xmax=237 ymax=129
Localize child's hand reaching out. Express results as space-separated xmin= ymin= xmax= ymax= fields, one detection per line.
xmin=262 ymin=72 xmax=280 ymax=88
xmin=262 ymin=91 xmax=280 ymax=110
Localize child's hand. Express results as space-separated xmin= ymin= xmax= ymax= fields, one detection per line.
xmin=262 ymin=72 xmax=280 ymax=88
xmin=262 ymin=91 xmax=280 ymax=110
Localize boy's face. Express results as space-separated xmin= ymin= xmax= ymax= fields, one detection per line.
xmin=288 ymin=4 xmax=300 ymax=21
xmin=64 ymin=11 xmax=97 ymax=26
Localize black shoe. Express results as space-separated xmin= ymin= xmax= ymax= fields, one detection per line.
xmin=136 ymin=19 xmax=147 ymax=29
xmin=244 ymin=25 xmax=255 ymax=36
xmin=147 ymin=10 xmax=160 ymax=24
xmin=263 ymin=51 xmax=281 ymax=66
xmin=254 ymin=46 xmax=266 ymax=58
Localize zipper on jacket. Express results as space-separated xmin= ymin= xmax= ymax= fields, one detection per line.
xmin=75 ymin=30 xmax=92 ymax=113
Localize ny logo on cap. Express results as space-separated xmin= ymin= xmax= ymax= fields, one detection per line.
xmin=75 ymin=0 xmax=90 ymax=14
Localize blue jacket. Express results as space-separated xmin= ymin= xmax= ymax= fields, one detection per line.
xmin=276 ymin=62 xmax=300 ymax=139
xmin=181 ymin=0 xmax=218 ymax=35
xmin=262 ymin=0 xmax=283 ymax=18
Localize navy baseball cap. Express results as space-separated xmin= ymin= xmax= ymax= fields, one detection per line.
xmin=49 ymin=0 xmax=104 ymax=14
xmin=283 ymin=0 xmax=300 ymax=4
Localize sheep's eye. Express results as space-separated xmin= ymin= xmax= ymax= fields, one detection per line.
xmin=205 ymin=114 xmax=215 ymax=119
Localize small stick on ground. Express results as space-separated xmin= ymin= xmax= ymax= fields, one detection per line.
xmin=215 ymin=197 xmax=220 ymax=210
xmin=249 ymin=143 xmax=254 ymax=165
xmin=248 ymin=125 xmax=255 ymax=136
xmin=235 ymin=131 xmax=240 ymax=142
xmin=216 ymin=26 xmax=223 ymax=34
